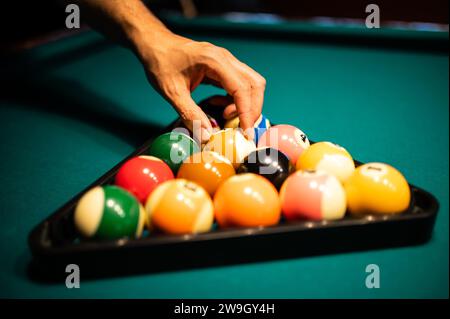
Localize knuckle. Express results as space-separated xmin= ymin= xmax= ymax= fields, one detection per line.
xmin=179 ymin=107 xmax=196 ymax=121
xmin=253 ymin=77 xmax=266 ymax=90
xmin=164 ymin=82 xmax=181 ymax=100
xmin=198 ymin=41 xmax=213 ymax=48
xmin=199 ymin=42 xmax=219 ymax=56
xmin=238 ymin=81 xmax=252 ymax=94
xmin=219 ymin=47 xmax=231 ymax=56
xmin=198 ymin=43 xmax=230 ymax=65
xmin=258 ymin=76 xmax=267 ymax=88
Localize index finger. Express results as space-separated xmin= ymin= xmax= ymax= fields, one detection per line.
xmin=205 ymin=60 xmax=256 ymax=138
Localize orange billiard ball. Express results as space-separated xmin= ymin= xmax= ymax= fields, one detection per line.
xmin=177 ymin=151 xmax=236 ymax=196
xmin=213 ymin=173 xmax=281 ymax=228
xmin=145 ymin=179 xmax=214 ymax=234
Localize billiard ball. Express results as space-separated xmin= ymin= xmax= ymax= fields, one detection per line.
xmin=237 ymin=147 xmax=292 ymax=190
xmin=146 ymin=132 xmax=200 ymax=173
xmin=297 ymin=141 xmax=355 ymax=183
xmin=224 ymin=114 xmax=271 ymax=144
xmin=115 ymin=155 xmax=174 ymax=204
xmin=145 ymin=179 xmax=214 ymax=234
xmin=177 ymin=151 xmax=235 ymax=196
xmin=74 ymin=185 xmax=145 ymax=240
xmin=345 ymin=163 xmax=411 ymax=215
xmin=257 ymin=124 xmax=310 ymax=166
xmin=280 ymin=170 xmax=347 ymax=221
xmin=213 ymin=173 xmax=281 ymax=227
xmin=223 ymin=116 xmax=240 ymax=129
xmin=203 ymin=129 xmax=256 ymax=168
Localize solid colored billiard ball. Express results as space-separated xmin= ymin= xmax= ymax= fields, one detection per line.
xmin=345 ymin=163 xmax=411 ymax=215
xmin=214 ymin=173 xmax=281 ymax=228
xmin=237 ymin=147 xmax=292 ymax=190
xmin=223 ymin=116 xmax=240 ymax=129
xmin=203 ymin=129 xmax=256 ymax=168
xmin=257 ymin=124 xmax=310 ymax=166
xmin=177 ymin=151 xmax=235 ymax=196
xmin=297 ymin=141 xmax=355 ymax=183
xmin=280 ymin=170 xmax=347 ymax=221
xmin=224 ymin=114 xmax=271 ymax=144
xmin=74 ymin=185 xmax=145 ymax=240
xmin=115 ymin=155 xmax=174 ymax=204
xmin=146 ymin=132 xmax=200 ymax=173
xmin=145 ymin=179 xmax=214 ymax=234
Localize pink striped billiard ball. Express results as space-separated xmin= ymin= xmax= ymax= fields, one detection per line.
xmin=257 ymin=124 xmax=310 ymax=166
xmin=279 ymin=170 xmax=347 ymax=221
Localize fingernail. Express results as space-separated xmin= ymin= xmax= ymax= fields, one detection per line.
xmin=201 ymin=128 xmax=212 ymax=143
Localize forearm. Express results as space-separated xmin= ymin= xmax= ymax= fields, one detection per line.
xmin=60 ymin=0 xmax=265 ymax=141
xmin=62 ymin=0 xmax=172 ymax=54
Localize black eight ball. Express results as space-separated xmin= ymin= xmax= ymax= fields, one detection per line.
xmin=238 ymin=147 xmax=293 ymax=190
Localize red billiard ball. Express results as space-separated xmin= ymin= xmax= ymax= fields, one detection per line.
xmin=115 ymin=156 xmax=174 ymax=204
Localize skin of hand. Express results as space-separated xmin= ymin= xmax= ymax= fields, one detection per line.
xmin=66 ymin=0 xmax=266 ymax=143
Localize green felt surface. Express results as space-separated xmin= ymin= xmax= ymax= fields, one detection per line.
xmin=0 ymin=18 xmax=448 ymax=298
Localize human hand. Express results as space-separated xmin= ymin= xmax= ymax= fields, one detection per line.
xmin=135 ymin=33 xmax=266 ymax=143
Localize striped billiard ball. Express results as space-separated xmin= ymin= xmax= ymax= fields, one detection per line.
xmin=145 ymin=179 xmax=214 ymax=234
xmin=297 ymin=141 xmax=355 ymax=183
xmin=224 ymin=114 xmax=271 ymax=144
xmin=74 ymin=185 xmax=145 ymax=240
xmin=258 ymin=124 xmax=310 ymax=166
xmin=280 ymin=170 xmax=347 ymax=221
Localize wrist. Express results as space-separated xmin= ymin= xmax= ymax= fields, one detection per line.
xmin=130 ymin=24 xmax=172 ymax=59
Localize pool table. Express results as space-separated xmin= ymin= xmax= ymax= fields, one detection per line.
xmin=0 ymin=14 xmax=448 ymax=298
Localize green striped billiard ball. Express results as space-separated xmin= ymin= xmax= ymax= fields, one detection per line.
xmin=146 ymin=132 xmax=200 ymax=174
xmin=74 ymin=185 xmax=145 ymax=240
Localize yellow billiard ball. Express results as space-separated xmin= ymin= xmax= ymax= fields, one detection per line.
xmin=297 ymin=141 xmax=355 ymax=183
xmin=345 ymin=162 xmax=411 ymax=215
xmin=224 ymin=116 xmax=240 ymax=129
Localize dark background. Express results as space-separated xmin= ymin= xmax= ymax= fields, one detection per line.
xmin=1 ymin=0 xmax=448 ymax=50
